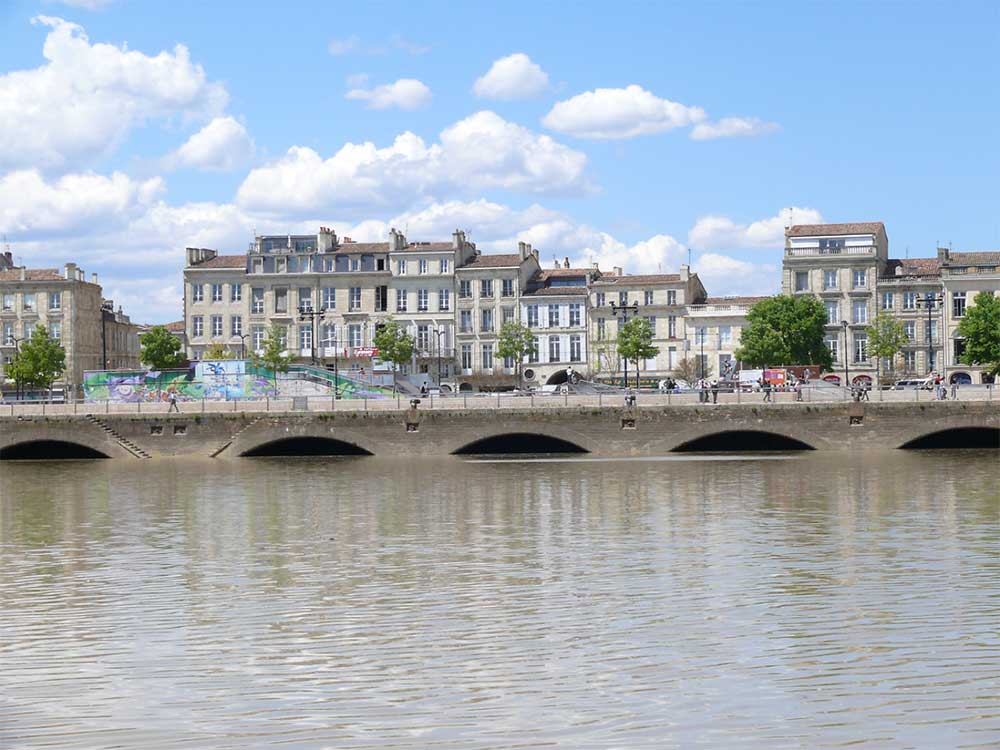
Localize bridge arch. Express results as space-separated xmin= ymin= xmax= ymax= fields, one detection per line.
xmin=899 ymin=426 xmax=999 ymax=450
xmin=453 ymin=432 xmax=589 ymax=455
xmin=672 ymin=429 xmax=815 ymax=452
xmin=0 ymin=439 xmax=110 ymax=460
xmin=239 ymin=436 xmax=373 ymax=457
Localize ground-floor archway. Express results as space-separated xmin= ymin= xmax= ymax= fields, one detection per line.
xmin=949 ymin=372 xmax=972 ymax=385
xmin=0 ymin=440 xmax=110 ymax=460
xmin=672 ymin=430 xmax=815 ymax=452
xmin=453 ymin=432 xmax=588 ymax=455
xmin=240 ymin=436 xmax=374 ymax=457
xmin=899 ymin=427 xmax=999 ymax=450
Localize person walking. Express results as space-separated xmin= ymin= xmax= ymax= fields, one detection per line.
xmin=950 ymin=381 xmax=958 ymax=400
xmin=167 ymin=391 xmax=180 ymax=413
xmin=711 ymin=378 xmax=719 ymax=404
xmin=762 ymin=378 xmax=772 ymax=402
xmin=795 ymin=378 xmax=803 ymax=402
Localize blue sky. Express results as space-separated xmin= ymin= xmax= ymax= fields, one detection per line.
xmin=1 ymin=0 xmax=997 ymax=322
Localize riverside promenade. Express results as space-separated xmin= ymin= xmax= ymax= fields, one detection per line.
xmin=1 ymin=396 xmax=997 ymax=460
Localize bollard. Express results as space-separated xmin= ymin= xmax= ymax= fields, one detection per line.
xmin=464 ymin=394 xmax=468 ymax=409
xmin=106 ymin=399 xmax=109 ymax=414
xmin=201 ymin=397 xmax=205 ymax=413
xmin=598 ymin=393 xmax=602 ymax=408
xmin=42 ymin=402 xmax=46 ymax=416
xmin=266 ymin=396 xmax=270 ymax=412
xmin=233 ymin=398 xmax=238 ymax=412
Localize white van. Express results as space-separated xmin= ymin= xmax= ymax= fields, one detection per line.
xmin=893 ymin=377 xmax=933 ymax=390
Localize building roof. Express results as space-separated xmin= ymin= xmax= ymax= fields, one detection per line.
xmin=398 ymin=242 xmax=454 ymax=253
xmin=946 ymin=251 xmax=1000 ymax=265
xmin=334 ymin=242 xmax=390 ymax=254
xmin=522 ymin=268 xmax=593 ymax=296
xmin=787 ymin=222 xmax=885 ymax=237
xmin=592 ymin=273 xmax=681 ymax=286
xmin=164 ymin=320 xmax=186 ymax=332
xmin=703 ymin=295 xmax=771 ymax=304
xmin=0 ymin=268 xmax=66 ymax=281
xmin=458 ymin=253 xmax=522 ymax=269
xmin=522 ymin=285 xmax=589 ymax=297
xmin=883 ymin=258 xmax=941 ymax=278
xmin=192 ymin=254 xmax=247 ymax=269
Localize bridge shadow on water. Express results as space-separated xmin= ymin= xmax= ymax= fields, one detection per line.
xmin=672 ymin=430 xmax=815 ymax=452
xmin=240 ymin=437 xmax=373 ymax=457
xmin=0 ymin=440 xmax=109 ymax=460
xmin=900 ymin=427 xmax=999 ymax=450
xmin=454 ymin=433 xmax=589 ymax=455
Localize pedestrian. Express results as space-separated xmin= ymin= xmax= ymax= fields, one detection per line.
xmin=167 ymin=391 xmax=179 ymax=413
xmin=711 ymin=379 xmax=719 ymax=404
xmin=762 ymin=378 xmax=772 ymax=402
xmin=795 ymin=378 xmax=803 ymax=402
xmin=861 ymin=384 xmax=870 ymax=401
xmin=950 ymin=381 xmax=958 ymax=400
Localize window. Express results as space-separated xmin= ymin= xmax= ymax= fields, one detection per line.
xmin=274 ymin=288 xmax=288 ymax=314
xmin=826 ymin=336 xmax=839 ymax=361
xmin=212 ymin=284 xmax=223 ymax=303
xmin=348 ymin=324 xmax=362 ymax=348
xmin=350 ymin=257 xmax=360 ymax=272
xmin=819 ymin=238 xmax=845 ymax=253
xmin=192 ymin=284 xmax=204 ymax=303
xmin=231 ymin=316 xmax=242 ymax=336
xmin=23 ymin=322 xmax=34 ymax=339
xmin=49 ymin=322 xmax=61 ymax=341
xmin=252 ymin=257 xmax=264 ymax=274
xmin=501 ymin=306 xmax=514 ymax=324
xmin=667 ymin=290 xmax=677 ymax=305
xmin=48 ymin=292 xmax=61 ymax=310
xmin=460 ymin=310 xmax=472 ymax=332
xmin=459 ymin=280 xmax=472 ymax=298
xmin=481 ymin=279 xmax=493 ymax=298
xmin=20 ymin=293 xmax=36 ymax=312
xmin=418 ymin=259 xmax=428 ymax=275
xmin=439 ymin=288 xmax=450 ymax=311
xmin=569 ymin=303 xmax=582 ymax=327
xmin=952 ymin=292 xmax=966 ymax=318
xmin=3 ymin=322 xmax=13 ymax=346
xmin=854 ymin=334 xmax=868 ymax=363
xmin=417 ymin=289 xmax=429 ymax=312
xmin=719 ymin=325 xmax=732 ymax=346
xmin=645 ymin=316 xmax=656 ymax=334
xmin=193 ymin=316 xmax=204 ymax=337
xmin=439 ymin=258 xmax=450 ymax=274
xmin=570 ymin=334 xmax=582 ymax=362
xmin=461 ymin=344 xmax=472 ymax=371
xmin=275 ymin=257 xmax=287 ymax=273
xmin=298 ymin=288 xmax=313 ymax=312
xmin=596 ymin=292 xmax=606 ymax=307
xmin=548 ymin=304 xmax=560 ymax=327
xmin=795 ymin=271 xmax=809 ymax=292
xmin=2 ymin=293 xmax=12 ymax=310
xmin=502 ymin=278 xmax=514 ymax=297
xmin=881 ymin=292 xmax=894 ymax=310
xmin=528 ymin=337 xmax=539 ymax=363
xmin=597 ymin=318 xmax=606 ymax=340
xmin=211 ymin=315 xmax=223 ymax=337
xmin=397 ymin=259 xmax=407 ymax=275
xmin=903 ymin=351 xmax=916 ymax=371
xmin=905 ymin=321 xmax=916 ymax=341
xmin=852 ymin=300 xmax=868 ymax=325
xmin=231 ymin=284 xmax=242 ymax=303
xmin=824 ymin=270 xmax=839 ymax=290
xmin=527 ymin=305 xmax=539 ymax=327
xmin=928 ymin=320 xmax=939 ymax=342
xmin=396 ymin=288 xmax=408 ymax=312
xmin=928 ymin=349 xmax=939 ymax=371
xmin=252 ymin=325 xmax=266 ymax=352
xmin=375 ymin=286 xmax=387 ymax=312
xmin=903 ymin=291 xmax=917 ymax=310
xmin=252 ymin=288 xmax=264 ymax=314
xmin=668 ymin=316 xmax=677 ymax=338
xmin=300 ymin=324 xmax=312 ymax=351
xmin=644 ymin=290 xmax=654 ymax=305
xmin=852 ymin=269 xmax=866 ymax=289
xmin=825 ymin=300 xmax=839 ymax=325
xmin=481 ymin=309 xmax=494 ymax=332
xmin=954 ymin=338 xmax=966 ymax=363
xmin=548 ymin=335 xmax=561 ymax=362
xmin=619 ymin=291 xmax=628 ymax=306
xmin=503 ymin=355 xmax=514 ymax=370
xmin=481 ymin=343 xmax=494 ymax=370
xmin=416 ymin=324 xmax=430 ymax=351
xmin=322 ymin=287 xmax=336 ymax=311
xmin=349 ymin=287 xmax=362 ymax=311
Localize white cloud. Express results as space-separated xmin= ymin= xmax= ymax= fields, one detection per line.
xmin=0 ymin=17 xmax=227 ymax=172
xmin=688 ymin=207 xmax=824 ymax=250
xmin=691 ymin=116 xmax=780 ymax=141
xmin=345 ymin=72 xmax=369 ymax=88
xmin=328 ymin=35 xmax=360 ymax=55
xmin=692 ymin=253 xmax=778 ymax=296
xmin=54 ymin=0 xmax=114 ymax=8
xmin=542 ymin=84 xmax=706 ymax=139
xmin=167 ymin=116 xmax=255 ymax=171
xmin=235 ymin=111 xmax=591 ymax=218
xmin=473 ymin=53 xmax=550 ymax=100
xmin=345 ymin=78 xmax=432 ymax=110
xmin=328 ymin=34 xmax=429 ymax=56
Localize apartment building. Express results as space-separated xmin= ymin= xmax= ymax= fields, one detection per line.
xmin=877 ymin=258 xmax=943 ymax=378
xmin=685 ymin=296 xmax=769 ymax=378
xmin=0 ymin=253 xmax=140 ymax=391
xmin=938 ymin=248 xmax=1000 ymax=384
xmin=589 ymin=265 xmax=706 ymax=380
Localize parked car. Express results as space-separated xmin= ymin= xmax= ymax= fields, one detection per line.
xmin=892 ymin=378 xmax=933 ymax=390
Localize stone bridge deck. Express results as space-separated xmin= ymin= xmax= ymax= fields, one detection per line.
xmin=1 ymin=401 xmax=997 ymax=460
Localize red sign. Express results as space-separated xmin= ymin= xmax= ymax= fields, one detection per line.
xmin=353 ymin=347 xmax=379 ymax=358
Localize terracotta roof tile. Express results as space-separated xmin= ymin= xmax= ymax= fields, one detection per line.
xmin=522 ymin=286 xmax=589 ymax=297
xmin=164 ymin=320 xmax=186 ymax=332
xmin=334 ymin=242 xmax=389 ymax=254
xmin=0 ymin=268 xmax=65 ymax=281
xmin=193 ymin=254 xmax=247 ymax=268
xmin=787 ymin=222 xmax=885 ymax=237
xmin=399 ymin=242 xmax=453 ymax=252
xmin=947 ymin=251 xmax=1000 ymax=265
xmin=703 ymin=295 xmax=771 ymax=304
xmin=883 ymin=258 xmax=941 ymax=278
xmin=458 ymin=253 xmax=522 ymax=269
xmin=592 ymin=274 xmax=681 ymax=286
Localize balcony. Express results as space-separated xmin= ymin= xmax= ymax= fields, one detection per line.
xmin=786 ymin=245 xmax=875 ymax=257
xmin=686 ymin=303 xmax=752 ymax=316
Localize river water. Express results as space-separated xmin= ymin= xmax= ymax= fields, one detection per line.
xmin=1 ymin=451 xmax=998 ymax=749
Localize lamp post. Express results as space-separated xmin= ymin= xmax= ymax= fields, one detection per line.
xmin=11 ymin=335 xmax=23 ymax=401
xmin=433 ymin=328 xmax=445 ymax=387
xmin=699 ymin=328 xmax=706 ymax=382
xmin=609 ymin=300 xmax=639 ymax=389
xmin=236 ymin=333 xmax=249 ymax=361
xmin=916 ymin=292 xmax=943 ymax=375
xmin=297 ymin=305 xmax=323 ymax=365
xmin=841 ymin=320 xmax=849 ymax=388
xmin=100 ymin=300 xmax=114 ymax=371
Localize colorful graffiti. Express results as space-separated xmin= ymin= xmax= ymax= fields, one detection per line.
xmin=83 ymin=363 xmax=274 ymax=403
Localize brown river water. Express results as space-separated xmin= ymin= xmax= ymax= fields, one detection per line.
xmin=1 ymin=451 xmax=998 ymax=749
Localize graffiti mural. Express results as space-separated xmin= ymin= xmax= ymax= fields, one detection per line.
xmin=83 ymin=365 xmax=274 ymax=403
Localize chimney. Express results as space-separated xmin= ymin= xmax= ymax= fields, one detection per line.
xmin=20 ymin=266 xmax=26 ymax=281
xmin=612 ymin=266 xmax=623 ymax=277
xmin=318 ymin=226 xmax=336 ymax=253
xmin=679 ymin=264 xmax=690 ymax=281
xmin=563 ymin=257 xmax=570 ymax=269
xmin=553 ymin=258 xmax=561 ymax=269
xmin=532 ymin=248 xmax=539 ymax=261
xmin=0 ymin=251 xmax=11 ymax=270
xmin=64 ymin=262 xmax=77 ymax=280
xmin=91 ymin=272 xmax=98 ymax=284
xmin=518 ymin=241 xmax=527 ymax=259
xmin=185 ymin=247 xmax=217 ymax=266
xmin=452 ymin=228 xmax=466 ymax=250
xmin=389 ymin=227 xmax=407 ymax=252
xmin=592 ymin=262 xmax=600 ymax=270
xmin=937 ymin=246 xmax=950 ymax=262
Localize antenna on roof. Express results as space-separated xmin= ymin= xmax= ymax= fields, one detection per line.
xmin=687 ymin=247 xmax=692 ymax=267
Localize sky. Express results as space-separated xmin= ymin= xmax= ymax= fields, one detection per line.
xmin=0 ymin=0 xmax=997 ymax=323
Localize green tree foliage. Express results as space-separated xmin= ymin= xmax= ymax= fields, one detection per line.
xmin=140 ymin=325 xmax=184 ymax=369
xmin=735 ymin=295 xmax=833 ymax=370
xmin=672 ymin=355 xmax=712 ymax=385
xmin=866 ymin=312 xmax=909 ymax=382
xmin=252 ymin=323 xmax=290 ymax=394
xmin=496 ymin=321 xmax=536 ymax=379
xmin=957 ymin=291 xmax=1000 ymax=375
xmin=373 ymin=317 xmax=415 ymax=391
xmin=203 ymin=342 xmax=235 ymax=360
xmin=617 ymin=317 xmax=659 ymax=388
xmin=9 ymin=325 xmax=66 ymax=396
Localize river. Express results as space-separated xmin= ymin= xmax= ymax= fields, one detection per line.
xmin=1 ymin=451 xmax=998 ymax=749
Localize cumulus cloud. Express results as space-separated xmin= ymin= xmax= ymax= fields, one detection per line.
xmin=691 ymin=116 xmax=780 ymax=141
xmin=235 ymin=111 xmax=591 ymax=218
xmin=473 ymin=53 xmax=550 ymax=100
xmin=328 ymin=35 xmax=361 ymax=55
xmin=688 ymin=207 xmax=823 ymax=250
xmin=166 ymin=116 xmax=255 ymax=171
xmin=0 ymin=16 xmax=227 ymax=171
xmin=542 ymin=84 xmax=706 ymax=139
xmin=692 ymin=253 xmax=779 ymax=296
xmin=345 ymin=78 xmax=432 ymax=110
xmin=328 ymin=33 xmax=429 ymax=56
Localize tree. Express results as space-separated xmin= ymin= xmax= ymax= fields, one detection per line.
xmin=957 ymin=291 xmax=1000 ymax=376
xmin=735 ymin=295 xmax=833 ymax=371
xmin=372 ymin=317 xmax=415 ymax=392
xmin=866 ymin=312 xmax=909 ymax=384
xmin=140 ymin=325 xmax=184 ymax=369
xmin=253 ymin=323 xmax=291 ymax=394
xmin=8 ymin=325 xmax=65 ymax=399
xmin=617 ymin=318 xmax=659 ymax=388
xmin=203 ymin=342 xmax=235 ymax=360
xmin=496 ymin=321 xmax=536 ymax=380
xmin=672 ymin=355 xmax=712 ymax=385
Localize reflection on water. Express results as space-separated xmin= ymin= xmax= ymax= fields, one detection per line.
xmin=1 ymin=452 xmax=998 ymax=749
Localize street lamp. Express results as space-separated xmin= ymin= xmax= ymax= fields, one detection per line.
xmin=236 ymin=332 xmax=250 ymax=360
xmin=841 ymin=320 xmax=849 ymax=388
xmin=916 ymin=292 xmax=943 ymax=375
xmin=11 ymin=335 xmax=23 ymax=401
xmin=433 ymin=328 xmax=446 ymax=386
xmin=698 ymin=328 xmax=706 ymax=382
xmin=100 ymin=300 xmax=114 ymax=371
xmin=609 ymin=300 xmax=639 ymax=389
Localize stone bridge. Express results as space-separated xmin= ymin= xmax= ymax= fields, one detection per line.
xmin=1 ymin=401 xmax=997 ymax=460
